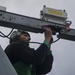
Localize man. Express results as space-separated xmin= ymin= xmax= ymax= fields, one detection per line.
xmin=4 ymin=27 xmax=54 ymax=75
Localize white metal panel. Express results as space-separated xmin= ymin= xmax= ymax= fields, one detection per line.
xmin=0 ymin=45 xmax=17 ymax=75
xmin=0 ymin=6 xmax=6 ymax=11
xmin=40 ymin=6 xmax=68 ymax=25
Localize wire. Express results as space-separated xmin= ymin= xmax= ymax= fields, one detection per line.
xmin=25 ymin=38 xmax=60 ymax=44
xmin=0 ymin=32 xmax=60 ymax=44
xmin=29 ymin=42 xmax=42 ymax=44
xmin=52 ymin=38 xmax=60 ymax=43
xmin=0 ymin=31 xmax=43 ymax=44
xmin=0 ymin=29 xmax=14 ymax=39
xmin=19 ymin=38 xmax=60 ymax=44
xmin=0 ymin=31 xmax=9 ymax=38
xmin=0 ymin=29 xmax=60 ymax=44
xmin=7 ymin=29 xmax=14 ymax=37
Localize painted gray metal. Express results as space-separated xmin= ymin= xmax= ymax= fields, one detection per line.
xmin=0 ymin=10 xmax=75 ymax=41
xmin=0 ymin=45 xmax=17 ymax=75
xmin=0 ymin=10 xmax=65 ymax=33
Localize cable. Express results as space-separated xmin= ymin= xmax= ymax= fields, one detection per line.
xmin=0 ymin=29 xmax=60 ymax=44
xmin=19 ymin=38 xmax=60 ymax=44
xmin=29 ymin=42 xmax=42 ymax=44
xmin=0 ymin=29 xmax=14 ymax=39
xmin=52 ymin=38 xmax=60 ymax=43
xmin=6 ymin=29 xmax=14 ymax=37
xmin=21 ymin=38 xmax=60 ymax=44
xmin=0 ymin=32 xmax=60 ymax=44
xmin=0 ymin=31 xmax=9 ymax=38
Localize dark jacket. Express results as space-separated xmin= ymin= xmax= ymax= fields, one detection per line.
xmin=4 ymin=42 xmax=53 ymax=75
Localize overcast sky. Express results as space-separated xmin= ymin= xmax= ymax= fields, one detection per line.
xmin=0 ymin=0 xmax=75 ymax=75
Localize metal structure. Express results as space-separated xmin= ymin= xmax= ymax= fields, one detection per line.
xmin=0 ymin=5 xmax=75 ymax=41
xmin=0 ymin=45 xmax=17 ymax=75
xmin=0 ymin=5 xmax=75 ymax=75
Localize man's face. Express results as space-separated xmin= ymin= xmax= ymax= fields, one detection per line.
xmin=20 ymin=33 xmax=31 ymax=42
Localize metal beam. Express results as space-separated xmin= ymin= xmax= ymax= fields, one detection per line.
xmin=0 ymin=10 xmax=65 ymax=33
xmin=0 ymin=10 xmax=75 ymax=41
xmin=57 ymin=29 xmax=75 ymax=41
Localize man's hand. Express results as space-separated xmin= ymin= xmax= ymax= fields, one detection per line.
xmin=44 ymin=27 xmax=52 ymax=43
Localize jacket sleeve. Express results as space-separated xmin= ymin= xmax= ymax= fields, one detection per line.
xmin=5 ymin=42 xmax=53 ymax=74
xmin=5 ymin=43 xmax=49 ymax=64
xmin=17 ymin=43 xmax=50 ymax=65
xmin=5 ymin=42 xmax=53 ymax=67
xmin=34 ymin=52 xmax=54 ymax=74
